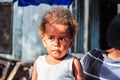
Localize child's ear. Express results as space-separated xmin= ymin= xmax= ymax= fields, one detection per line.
xmin=69 ymin=39 xmax=74 ymax=48
xmin=42 ymin=37 xmax=46 ymax=47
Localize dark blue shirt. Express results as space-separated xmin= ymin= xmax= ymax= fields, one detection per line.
xmin=80 ymin=48 xmax=120 ymax=80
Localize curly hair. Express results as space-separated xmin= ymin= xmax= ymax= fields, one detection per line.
xmin=106 ymin=13 xmax=120 ymax=50
xmin=39 ymin=7 xmax=78 ymax=39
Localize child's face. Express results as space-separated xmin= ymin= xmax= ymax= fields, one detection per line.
xmin=42 ymin=23 xmax=73 ymax=59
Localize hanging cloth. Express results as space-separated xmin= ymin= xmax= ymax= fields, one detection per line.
xmin=13 ymin=0 xmax=73 ymax=8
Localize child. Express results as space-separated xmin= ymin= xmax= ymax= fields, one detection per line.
xmin=32 ymin=7 xmax=84 ymax=80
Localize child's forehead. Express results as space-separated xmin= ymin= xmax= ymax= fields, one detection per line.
xmin=45 ymin=31 xmax=70 ymax=38
xmin=44 ymin=23 xmax=72 ymax=36
xmin=45 ymin=23 xmax=68 ymax=29
xmin=45 ymin=23 xmax=67 ymax=31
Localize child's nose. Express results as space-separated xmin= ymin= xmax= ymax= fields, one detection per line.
xmin=54 ymin=39 xmax=60 ymax=47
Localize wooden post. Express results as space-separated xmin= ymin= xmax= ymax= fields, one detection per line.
xmin=84 ymin=0 xmax=90 ymax=52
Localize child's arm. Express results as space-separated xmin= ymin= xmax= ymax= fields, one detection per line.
xmin=73 ymin=58 xmax=84 ymax=80
xmin=32 ymin=60 xmax=38 ymax=80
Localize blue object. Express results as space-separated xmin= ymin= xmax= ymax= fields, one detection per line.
xmin=13 ymin=0 xmax=73 ymax=7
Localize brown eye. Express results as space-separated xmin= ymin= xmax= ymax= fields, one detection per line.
xmin=48 ymin=36 xmax=54 ymax=40
xmin=59 ymin=37 xmax=65 ymax=41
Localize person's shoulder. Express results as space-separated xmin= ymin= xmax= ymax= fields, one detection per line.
xmin=34 ymin=55 xmax=46 ymax=63
xmin=80 ymin=48 xmax=105 ymax=62
xmin=33 ymin=55 xmax=46 ymax=67
xmin=37 ymin=55 xmax=46 ymax=61
xmin=89 ymin=48 xmax=105 ymax=57
xmin=80 ymin=49 xmax=105 ymax=80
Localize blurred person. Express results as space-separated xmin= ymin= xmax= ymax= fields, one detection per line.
xmin=80 ymin=13 xmax=120 ymax=80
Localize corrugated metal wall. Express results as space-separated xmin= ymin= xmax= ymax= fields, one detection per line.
xmin=12 ymin=2 xmax=70 ymax=63
xmin=0 ymin=0 xmax=75 ymax=63
xmin=0 ymin=0 xmax=89 ymax=63
xmin=0 ymin=0 xmax=69 ymax=62
xmin=0 ymin=0 xmax=104 ymax=63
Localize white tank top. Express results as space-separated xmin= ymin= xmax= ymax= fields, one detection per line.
xmin=36 ymin=54 xmax=75 ymax=80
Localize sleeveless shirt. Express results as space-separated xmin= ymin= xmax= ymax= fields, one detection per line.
xmin=36 ymin=54 xmax=75 ymax=80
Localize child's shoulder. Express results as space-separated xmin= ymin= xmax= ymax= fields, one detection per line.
xmin=36 ymin=55 xmax=46 ymax=61
xmin=66 ymin=54 xmax=80 ymax=63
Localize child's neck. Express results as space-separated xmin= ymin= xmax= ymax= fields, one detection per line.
xmin=45 ymin=54 xmax=67 ymax=64
xmin=106 ymin=48 xmax=120 ymax=60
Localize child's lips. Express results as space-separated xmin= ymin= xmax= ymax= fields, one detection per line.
xmin=52 ymin=49 xmax=60 ymax=53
